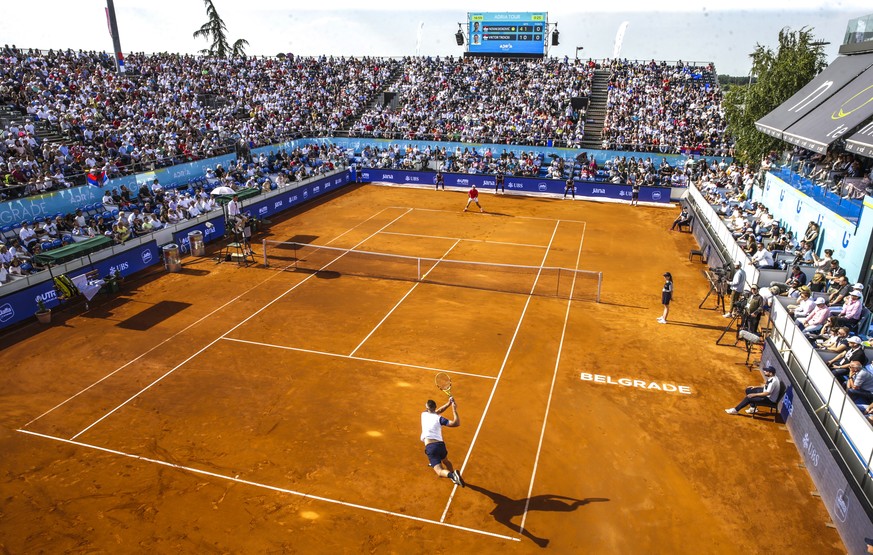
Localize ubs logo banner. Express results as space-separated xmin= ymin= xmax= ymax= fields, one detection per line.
xmin=538 ymin=183 xmax=548 ymax=192
xmin=141 ymin=249 xmax=153 ymax=264
xmin=0 ymin=303 xmax=14 ymax=323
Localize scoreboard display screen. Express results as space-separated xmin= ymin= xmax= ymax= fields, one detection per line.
xmin=467 ymin=12 xmax=547 ymax=56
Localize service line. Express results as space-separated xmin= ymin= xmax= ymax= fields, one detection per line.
xmin=69 ymin=208 xmax=413 ymax=441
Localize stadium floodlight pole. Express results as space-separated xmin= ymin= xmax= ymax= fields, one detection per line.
xmin=105 ymin=0 xmax=126 ymax=73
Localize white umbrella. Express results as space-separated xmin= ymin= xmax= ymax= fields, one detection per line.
xmin=210 ymin=186 xmax=236 ymax=195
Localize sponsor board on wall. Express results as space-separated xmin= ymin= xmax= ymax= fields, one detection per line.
xmin=0 ymin=241 xmax=161 ymax=328
xmin=358 ymin=169 xmax=672 ymax=203
xmin=760 ymin=341 xmax=873 ymax=554
xmin=761 ymin=172 xmax=873 ymax=282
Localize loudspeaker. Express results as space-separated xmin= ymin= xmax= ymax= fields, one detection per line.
xmin=571 ymin=96 xmax=588 ymax=110
xmin=455 ymin=31 xmax=464 ymax=46
xmin=551 ymin=30 xmax=559 ymax=46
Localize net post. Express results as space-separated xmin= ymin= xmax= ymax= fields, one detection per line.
xmin=262 ymin=239 xmax=267 ymax=267
xmin=596 ymin=272 xmax=603 ymax=303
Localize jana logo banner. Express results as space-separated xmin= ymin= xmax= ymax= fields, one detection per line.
xmin=245 ymin=173 xmax=349 ymax=219
xmin=356 ymin=169 xmax=671 ymax=203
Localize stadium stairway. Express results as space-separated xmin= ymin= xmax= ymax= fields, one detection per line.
xmin=580 ymin=68 xmax=610 ymax=150
xmin=0 ymin=103 xmax=68 ymax=146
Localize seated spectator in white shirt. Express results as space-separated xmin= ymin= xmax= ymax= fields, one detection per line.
xmin=18 ymin=222 xmax=36 ymax=247
xmin=750 ymin=243 xmax=775 ymax=269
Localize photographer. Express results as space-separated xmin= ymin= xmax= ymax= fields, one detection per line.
xmin=742 ymin=284 xmax=765 ymax=334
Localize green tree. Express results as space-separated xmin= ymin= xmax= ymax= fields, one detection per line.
xmin=193 ymin=0 xmax=249 ymax=58
xmin=724 ymin=27 xmax=827 ymax=165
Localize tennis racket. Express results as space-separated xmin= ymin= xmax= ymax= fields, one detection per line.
xmin=435 ymin=372 xmax=453 ymax=398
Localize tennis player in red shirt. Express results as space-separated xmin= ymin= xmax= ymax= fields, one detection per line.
xmin=464 ymin=184 xmax=484 ymax=213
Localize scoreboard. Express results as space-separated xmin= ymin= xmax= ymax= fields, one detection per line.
xmin=467 ymin=12 xmax=547 ymax=56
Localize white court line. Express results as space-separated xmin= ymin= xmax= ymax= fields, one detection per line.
xmin=221 ymin=337 xmax=496 ymax=382
xmin=379 ymin=231 xmax=548 ymax=250
xmin=392 ymin=206 xmax=587 ymax=225
xmin=439 ymin=220 xmax=562 ymax=523
xmin=348 ymin=239 xmax=461 ymax=357
xmin=519 ymin=223 xmax=586 ymax=536
xmin=24 ymin=207 xmax=397 ymax=430
xmin=70 ymin=208 xmax=413 ymax=441
xmin=17 ymin=429 xmax=519 ymax=543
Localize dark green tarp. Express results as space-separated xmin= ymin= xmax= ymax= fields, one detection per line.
xmin=214 ymin=187 xmax=262 ymax=205
xmin=33 ymin=235 xmax=113 ymax=266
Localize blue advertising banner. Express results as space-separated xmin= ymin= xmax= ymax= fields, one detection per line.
xmin=760 ymin=172 xmax=873 ymax=283
xmin=172 ymin=216 xmax=227 ymax=254
xmin=761 ymin=341 xmax=873 ymax=555
xmin=356 ymin=168 xmax=671 ymax=203
xmin=245 ymin=173 xmax=351 ymax=220
xmin=0 ymin=240 xmax=160 ymax=328
xmin=0 ymin=153 xmax=237 ymax=227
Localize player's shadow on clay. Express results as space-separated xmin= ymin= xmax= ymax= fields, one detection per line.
xmin=466 ymin=483 xmax=609 ymax=548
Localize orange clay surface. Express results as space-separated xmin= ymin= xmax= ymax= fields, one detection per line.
xmin=0 ymin=184 xmax=844 ymax=553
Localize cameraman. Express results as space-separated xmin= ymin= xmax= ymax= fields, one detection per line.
xmin=724 ymin=261 xmax=746 ymax=318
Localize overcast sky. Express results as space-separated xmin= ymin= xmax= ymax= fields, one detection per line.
xmin=0 ymin=1 xmax=868 ymax=75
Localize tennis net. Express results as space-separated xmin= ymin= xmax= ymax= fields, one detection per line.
xmin=262 ymin=240 xmax=602 ymax=302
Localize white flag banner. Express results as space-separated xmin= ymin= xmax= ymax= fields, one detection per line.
xmin=613 ymin=21 xmax=629 ymax=59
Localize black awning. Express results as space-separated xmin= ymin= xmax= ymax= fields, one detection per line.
xmin=782 ymin=60 xmax=873 ymax=153
xmin=845 ymin=120 xmax=873 ymax=158
xmin=755 ymin=53 xmax=873 ymax=140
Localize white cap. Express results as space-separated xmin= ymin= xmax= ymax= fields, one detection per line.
xmin=848 ymin=336 xmax=863 ymax=344
xmin=851 ymin=290 xmax=863 ymax=297
xmin=814 ymin=297 xmax=826 ymax=304
xmin=853 ymin=283 xmax=864 ymax=290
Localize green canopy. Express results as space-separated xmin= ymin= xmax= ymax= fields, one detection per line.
xmin=33 ymin=236 xmax=113 ymax=266
xmin=214 ymin=187 xmax=262 ymax=205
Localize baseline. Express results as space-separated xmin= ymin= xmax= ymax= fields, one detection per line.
xmin=17 ymin=429 xmax=519 ymax=543
xmin=389 ymin=206 xmax=587 ymax=225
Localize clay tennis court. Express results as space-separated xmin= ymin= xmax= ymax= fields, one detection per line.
xmin=0 ymin=184 xmax=843 ymax=552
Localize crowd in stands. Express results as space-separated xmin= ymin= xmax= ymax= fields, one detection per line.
xmin=696 ymin=165 xmax=873 ymax=421
xmin=0 ymin=45 xmax=396 ymax=198
xmin=602 ymin=59 xmax=729 ymax=157
xmin=349 ymin=56 xmax=592 ymax=147
xmin=0 ymin=46 xmax=736 ymax=204
xmin=784 ymin=146 xmax=873 ymax=200
xmin=0 ymin=142 xmax=346 ymax=284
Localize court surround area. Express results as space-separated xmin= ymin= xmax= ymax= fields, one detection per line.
xmin=0 ymin=184 xmax=843 ymax=552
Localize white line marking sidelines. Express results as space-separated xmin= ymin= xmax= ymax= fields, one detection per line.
xmin=70 ymin=208 xmax=413 ymax=441
xmin=16 ymin=429 xmax=519 ymax=543
xmin=379 ymin=231 xmax=548 ymax=250
xmin=24 ymin=207 xmax=397 ymax=430
xmin=439 ymin=220 xmax=562 ymax=523
xmin=519 ymin=222 xmax=586 ymax=535
xmin=348 ymin=239 xmax=461 ymax=357
xmin=221 ymin=337 xmax=496 ymax=381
